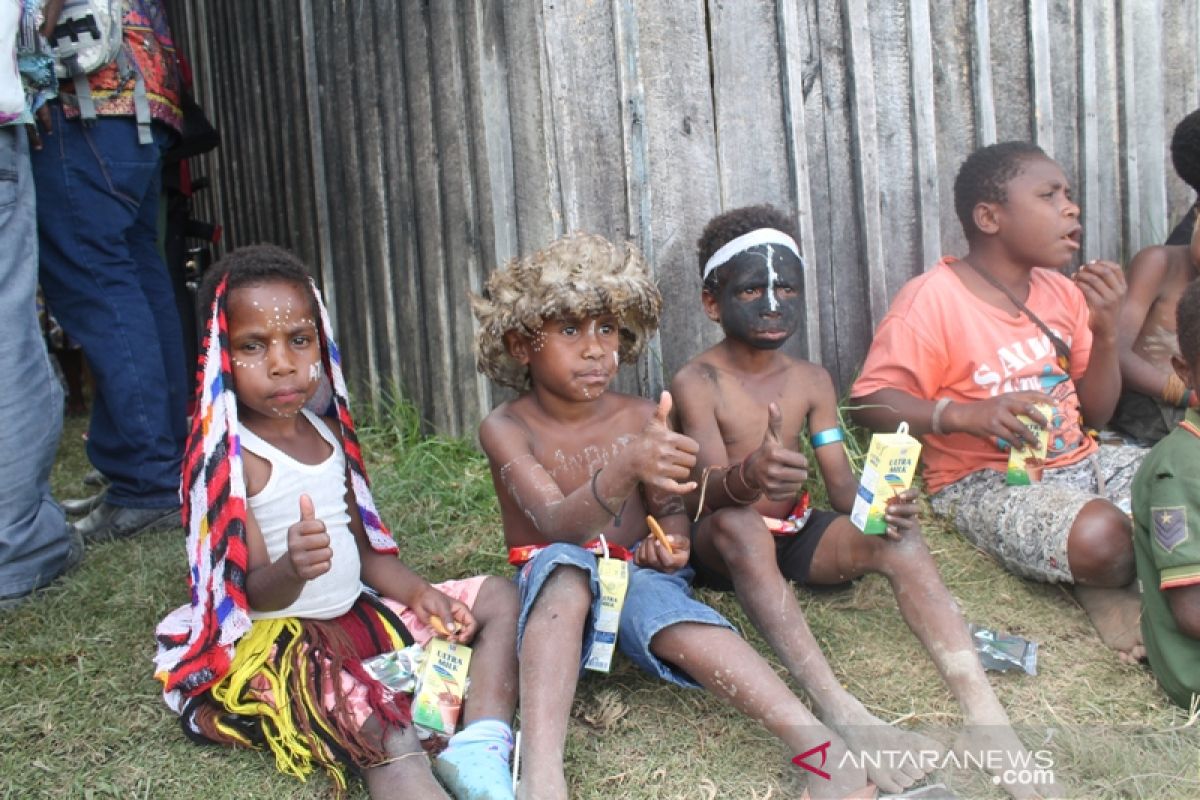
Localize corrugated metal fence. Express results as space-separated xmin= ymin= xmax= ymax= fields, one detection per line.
xmin=164 ymin=0 xmax=1200 ymax=437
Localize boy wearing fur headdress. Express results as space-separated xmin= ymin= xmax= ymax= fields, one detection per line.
xmin=671 ymin=206 xmax=1043 ymax=798
xmin=473 ymin=233 xmax=874 ymax=800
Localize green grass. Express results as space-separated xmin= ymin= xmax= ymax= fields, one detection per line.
xmin=2 ymin=399 xmax=1198 ymax=799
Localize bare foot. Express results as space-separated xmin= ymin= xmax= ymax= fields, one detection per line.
xmin=795 ymin=732 xmax=875 ymax=799
xmin=953 ymin=725 xmax=1063 ymax=799
xmin=1075 ymin=584 xmax=1147 ymax=662
xmin=826 ymin=707 xmax=944 ymax=795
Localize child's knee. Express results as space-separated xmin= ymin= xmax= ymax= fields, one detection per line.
xmin=476 ymin=576 xmax=519 ymax=618
xmin=708 ymin=506 xmax=772 ymax=557
xmin=1068 ymin=500 xmax=1135 ymax=585
xmin=532 ymin=564 xmax=593 ymax=616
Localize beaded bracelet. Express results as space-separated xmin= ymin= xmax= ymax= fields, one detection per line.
xmin=810 ymin=427 xmax=844 ymax=448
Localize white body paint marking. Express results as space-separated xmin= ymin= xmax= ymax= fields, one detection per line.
xmin=765 ymin=244 xmax=779 ymax=311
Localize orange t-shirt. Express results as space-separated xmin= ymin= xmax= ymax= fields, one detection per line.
xmin=851 ymin=257 xmax=1098 ymax=493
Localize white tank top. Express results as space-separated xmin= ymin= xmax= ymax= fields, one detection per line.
xmin=240 ymin=410 xmax=364 ymax=620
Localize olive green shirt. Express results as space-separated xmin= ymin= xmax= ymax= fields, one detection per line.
xmin=1132 ymin=409 xmax=1200 ymax=708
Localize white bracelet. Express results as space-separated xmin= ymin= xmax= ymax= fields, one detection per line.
xmin=931 ymin=398 xmax=952 ymax=435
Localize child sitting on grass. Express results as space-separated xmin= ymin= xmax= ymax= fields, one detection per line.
xmin=472 ymin=233 xmax=876 ymax=800
xmin=1132 ymin=278 xmax=1200 ymax=709
xmin=1113 ymin=109 xmax=1200 ymax=444
xmin=851 ymin=141 xmax=1145 ymax=663
xmin=154 ymin=245 xmax=518 ymax=800
xmin=672 ymin=204 xmax=1041 ymax=798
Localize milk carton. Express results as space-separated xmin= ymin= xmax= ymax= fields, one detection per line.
xmin=850 ymin=422 xmax=922 ymax=535
xmin=412 ymin=638 xmax=472 ymax=735
xmin=1005 ymin=403 xmax=1052 ymax=485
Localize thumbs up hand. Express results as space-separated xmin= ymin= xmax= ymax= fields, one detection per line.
xmin=741 ymin=403 xmax=808 ymax=501
xmin=286 ymin=493 xmax=333 ymax=581
xmin=629 ymin=391 xmax=699 ymax=495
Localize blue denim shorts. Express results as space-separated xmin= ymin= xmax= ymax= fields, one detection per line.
xmin=514 ymin=542 xmax=734 ymax=688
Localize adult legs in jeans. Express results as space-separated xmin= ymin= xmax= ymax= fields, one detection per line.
xmin=33 ymin=107 xmax=186 ymax=529
xmin=0 ymin=126 xmax=76 ymax=602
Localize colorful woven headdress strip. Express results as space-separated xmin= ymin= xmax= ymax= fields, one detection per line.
xmin=154 ymin=275 xmax=396 ymax=703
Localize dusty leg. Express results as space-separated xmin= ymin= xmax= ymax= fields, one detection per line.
xmin=515 ymin=567 xmax=590 ymax=800
xmin=694 ymin=508 xmax=935 ymax=793
xmin=1067 ymin=500 xmax=1144 ymax=661
xmin=461 ymin=576 xmax=519 ymax=725
xmin=362 ymin=715 xmax=449 ymax=800
xmin=810 ymin=519 xmax=1051 ymax=798
xmin=650 ymin=622 xmax=871 ymax=800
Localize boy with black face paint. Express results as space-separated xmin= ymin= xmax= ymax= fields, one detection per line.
xmin=673 ymin=205 xmax=1045 ymax=799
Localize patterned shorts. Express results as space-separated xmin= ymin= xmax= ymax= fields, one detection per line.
xmin=930 ymin=445 xmax=1146 ymax=583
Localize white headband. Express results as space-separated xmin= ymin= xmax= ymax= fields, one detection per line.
xmin=702 ymin=228 xmax=802 ymax=281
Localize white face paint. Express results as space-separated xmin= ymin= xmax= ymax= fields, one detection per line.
xmin=613 ymin=351 xmax=619 ymax=368
xmin=764 ymin=245 xmax=779 ymax=312
xmin=309 ymin=361 xmax=323 ymax=382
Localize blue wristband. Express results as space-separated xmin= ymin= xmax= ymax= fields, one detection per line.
xmin=810 ymin=427 xmax=845 ymax=448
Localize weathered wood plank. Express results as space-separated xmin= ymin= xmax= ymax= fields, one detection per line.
xmin=970 ymin=0 xmax=996 ymax=146
xmin=502 ymin=1 xmax=563 ymax=255
xmin=707 ymin=0 xmax=791 ymax=208
xmin=402 ymin=2 xmax=458 ymax=434
xmin=865 ymin=0 xmax=920 ymax=297
xmin=1046 ymin=0 xmax=1079 ymax=187
xmin=1161 ymin=0 xmax=1200 ymax=225
xmin=1077 ymin=0 xmax=1101 ymax=262
xmin=372 ymin=1 xmax=432 ymax=424
xmin=351 ymin=1 xmax=400 ymax=406
xmin=987 ymin=0 xmax=1032 ymax=142
xmin=540 ymin=0 xmax=626 ymax=238
xmin=778 ymin=0 xmax=822 ymax=363
xmin=466 ymin=0 xmax=519 ymax=274
xmin=908 ymin=0 xmax=942 ymax=270
xmin=320 ymin=1 xmax=377 ymax=400
xmin=611 ymin=0 xmax=664 ymax=398
xmin=809 ymin=0 xmax=870 ymax=386
xmin=842 ymin=0 xmax=889 ymax=329
xmin=629 ymin=0 xmax=722 ymax=385
xmin=300 ymin=0 xmax=337 ymax=320
xmin=1120 ymin=0 xmax=1168 ymax=252
xmin=931 ymin=0 xmax=975 ymax=257
xmin=428 ymin=2 xmax=492 ymax=434
xmin=1028 ymin=0 xmax=1055 ymax=155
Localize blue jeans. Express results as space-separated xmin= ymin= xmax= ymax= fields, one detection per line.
xmin=514 ymin=543 xmax=735 ymax=688
xmin=32 ymin=107 xmax=186 ymax=508
xmin=0 ymin=126 xmax=70 ymax=598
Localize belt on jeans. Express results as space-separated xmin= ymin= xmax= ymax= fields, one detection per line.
xmin=508 ymin=539 xmax=635 ymax=568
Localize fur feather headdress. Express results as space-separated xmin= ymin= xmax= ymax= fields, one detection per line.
xmin=154 ymin=274 xmax=397 ymax=707
xmin=471 ymin=233 xmax=663 ymax=391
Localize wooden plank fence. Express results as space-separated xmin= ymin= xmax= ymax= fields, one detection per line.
xmin=165 ymin=0 xmax=1200 ymax=437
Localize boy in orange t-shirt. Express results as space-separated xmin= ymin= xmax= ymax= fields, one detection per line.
xmin=851 ymin=142 xmax=1147 ymax=661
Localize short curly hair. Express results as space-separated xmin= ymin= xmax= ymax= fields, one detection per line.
xmin=696 ymin=204 xmax=796 ymax=287
xmin=953 ymin=141 xmax=1048 ymax=240
xmin=1177 ymin=279 xmax=1200 ymax=368
xmin=197 ymin=244 xmax=315 ymax=320
xmin=1171 ymin=108 xmax=1200 ymax=194
xmin=472 ymin=233 xmax=662 ymax=391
